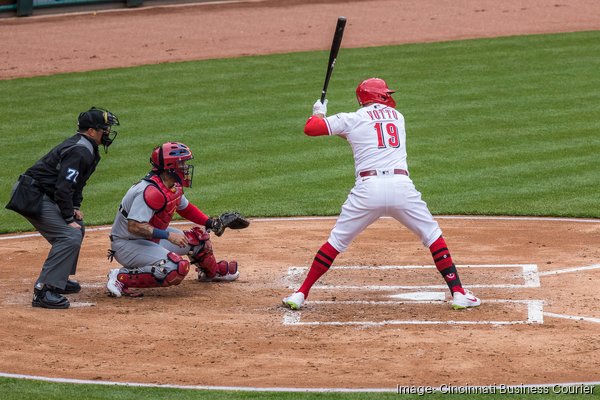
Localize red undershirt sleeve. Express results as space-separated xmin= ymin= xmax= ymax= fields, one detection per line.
xmin=177 ymin=203 xmax=210 ymax=226
xmin=304 ymin=116 xmax=329 ymax=136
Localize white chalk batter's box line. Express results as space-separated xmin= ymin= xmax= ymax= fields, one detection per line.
xmin=282 ymin=299 xmax=545 ymax=326
xmin=285 ymin=264 xmax=541 ymax=290
xmin=283 ymin=264 xmax=542 ymax=326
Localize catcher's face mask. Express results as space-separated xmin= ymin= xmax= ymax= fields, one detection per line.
xmin=174 ymin=159 xmax=194 ymax=188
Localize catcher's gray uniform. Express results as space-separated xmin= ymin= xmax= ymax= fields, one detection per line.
xmin=107 ymin=173 xmax=241 ymax=296
xmin=106 ymin=142 xmax=245 ymax=297
xmin=110 ymin=180 xmax=192 ymax=275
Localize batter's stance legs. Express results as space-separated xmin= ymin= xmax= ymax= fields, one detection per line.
xmin=283 ymin=236 xmax=480 ymax=310
xmin=297 ymin=241 xmax=339 ymax=298
xmin=429 ymin=236 xmax=462 ymax=291
xmin=429 ymin=236 xmax=481 ymax=309
xmin=283 ymin=241 xmax=339 ymax=310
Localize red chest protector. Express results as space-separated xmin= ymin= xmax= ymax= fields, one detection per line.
xmin=143 ymin=174 xmax=184 ymax=234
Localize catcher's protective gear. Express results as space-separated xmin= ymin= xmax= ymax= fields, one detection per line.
xmin=198 ymin=260 xmax=239 ymax=282
xmin=78 ymin=106 xmax=120 ymax=153
xmin=185 ymin=226 xmax=239 ymax=281
xmin=114 ymin=252 xmax=190 ymax=288
xmin=208 ymin=211 xmax=250 ymax=237
xmin=143 ymin=173 xmax=184 ymax=233
xmin=186 ymin=227 xmax=219 ymax=278
xmin=356 ymin=78 xmax=396 ymax=108
xmin=150 ymin=142 xmax=194 ymax=187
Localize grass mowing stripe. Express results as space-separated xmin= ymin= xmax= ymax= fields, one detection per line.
xmin=0 ymin=31 xmax=599 ymax=232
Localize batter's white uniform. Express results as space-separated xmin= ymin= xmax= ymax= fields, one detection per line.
xmin=324 ymin=103 xmax=442 ymax=252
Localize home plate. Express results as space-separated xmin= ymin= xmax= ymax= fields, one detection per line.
xmin=389 ymin=292 xmax=446 ymax=301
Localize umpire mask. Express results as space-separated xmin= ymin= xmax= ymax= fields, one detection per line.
xmin=78 ymin=107 xmax=120 ymax=153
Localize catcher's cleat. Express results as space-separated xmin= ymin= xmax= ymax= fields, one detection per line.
xmin=32 ymin=285 xmax=70 ymax=309
xmin=197 ymin=260 xmax=239 ymax=282
xmin=54 ymin=279 xmax=81 ymax=294
xmin=106 ymin=269 xmax=144 ymax=298
xmin=282 ymin=292 xmax=305 ymax=310
xmin=451 ymin=288 xmax=481 ymax=310
xmin=106 ymin=269 xmax=124 ymax=297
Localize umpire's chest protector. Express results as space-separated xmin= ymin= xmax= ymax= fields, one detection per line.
xmin=143 ymin=174 xmax=183 ymax=233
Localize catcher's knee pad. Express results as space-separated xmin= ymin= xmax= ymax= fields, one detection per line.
xmin=118 ymin=252 xmax=190 ymax=288
xmin=164 ymin=252 xmax=190 ymax=286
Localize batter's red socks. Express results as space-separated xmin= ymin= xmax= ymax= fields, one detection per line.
xmin=429 ymin=236 xmax=463 ymax=294
xmin=297 ymin=241 xmax=339 ymax=299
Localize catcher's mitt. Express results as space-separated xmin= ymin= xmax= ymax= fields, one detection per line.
xmin=211 ymin=211 xmax=250 ymax=236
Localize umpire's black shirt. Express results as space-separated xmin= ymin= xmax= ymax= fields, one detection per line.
xmin=24 ymin=133 xmax=100 ymax=224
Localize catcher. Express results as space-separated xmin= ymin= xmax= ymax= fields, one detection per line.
xmin=106 ymin=141 xmax=249 ymax=297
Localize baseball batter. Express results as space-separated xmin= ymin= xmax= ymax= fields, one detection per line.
xmin=106 ymin=142 xmax=244 ymax=297
xmin=282 ymin=78 xmax=481 ymax=310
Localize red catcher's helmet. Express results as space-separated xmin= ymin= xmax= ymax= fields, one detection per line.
xmin=356 ymin=78 xmax=396 ymax=108
xmin=150 ymin=142 xmax=194 ymax=187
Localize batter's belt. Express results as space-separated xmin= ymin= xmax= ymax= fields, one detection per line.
xmin=358 ymin=169 xmax=408 ymax=177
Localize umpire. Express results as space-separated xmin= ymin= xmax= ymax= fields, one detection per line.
xmin=6 ymin=107 xmax=119 ymax=309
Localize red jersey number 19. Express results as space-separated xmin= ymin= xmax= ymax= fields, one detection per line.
xmin=374 ymin=122 xmax=400 ymax=149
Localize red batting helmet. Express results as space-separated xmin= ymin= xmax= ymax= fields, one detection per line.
xmin=150 ymin=142 xmax=195 ymax=187
xmin=356 ymin=78 xmax=396 ymax=108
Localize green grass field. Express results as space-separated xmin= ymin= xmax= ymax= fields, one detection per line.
xmin=1 ymin=31 xmax=599 ymax=233
xmin=0 ymin=31 xmax=599 ymax=398
xmin=0 ymin=377 xmax=597 ymax=399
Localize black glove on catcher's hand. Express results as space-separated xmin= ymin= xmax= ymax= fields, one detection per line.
xmin=207 ymin=211 xmax=250 ymax=237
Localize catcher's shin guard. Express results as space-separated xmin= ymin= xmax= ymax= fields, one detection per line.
xmin=194 ymin=250 xmax=219 ymax=280
xmin=117 ymin=252 xmax=190 ymax=288
xmin=198 ymin=260 xmax=239 ymax=282
xmin=185 ymin=226 xmax=239 ymax=282
xmin=186 ymin=227 xmax=219 ymax=278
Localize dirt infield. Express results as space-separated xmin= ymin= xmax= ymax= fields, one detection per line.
xmin=1 ymin=0 xmax=600 ymax=389
xmin=1 ymin=0 xmax=600 ymax=79
xmin=1 ymin=217 xmax=600 ymax=387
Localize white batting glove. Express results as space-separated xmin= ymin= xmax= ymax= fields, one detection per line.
xmin=312 ymin=99 xmax=328 ymax=116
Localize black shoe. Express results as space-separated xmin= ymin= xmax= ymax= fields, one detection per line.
xmin=54 ymin=279 xmax=81 ymax=294
xmin=32 ymin=286 xmax=70 ymax=309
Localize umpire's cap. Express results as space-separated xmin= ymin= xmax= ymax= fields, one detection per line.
xmin=78 ymin=107 xmax=119 ymax=131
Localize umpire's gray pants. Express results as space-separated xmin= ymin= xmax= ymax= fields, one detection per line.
xmin=26 ymin=196 xmax=84 ymax=290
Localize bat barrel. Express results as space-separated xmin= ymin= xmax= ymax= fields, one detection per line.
xmin=320 ymin=16 xmax=347 ymax=103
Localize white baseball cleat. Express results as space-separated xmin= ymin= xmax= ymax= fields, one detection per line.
xmin=282 ymin=292 xmax=305 ymax=310
xmin=213 ymin=270 xmax=240 ymax=282
xmin=198 ymin=270 xmax=240 ymax=282
xmin=452 ymin=289 xmax=481 ymax=310
xmin=106 ymin=268 xmax=124 ymax=297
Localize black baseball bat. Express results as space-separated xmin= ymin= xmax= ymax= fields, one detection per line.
xmin=320 ymin=16 xmax=347 ymax=103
